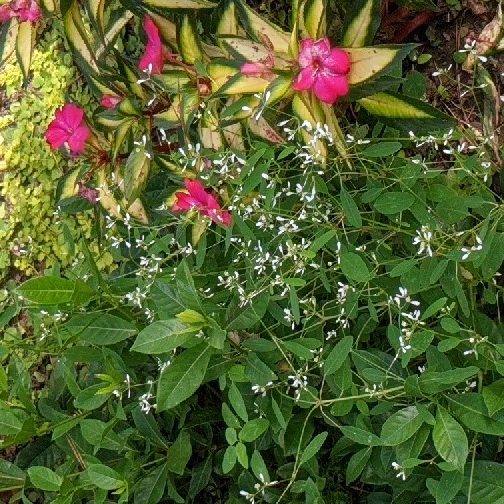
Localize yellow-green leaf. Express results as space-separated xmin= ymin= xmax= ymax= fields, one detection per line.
xmin=145 ymin=0 xmax=215 ymax=8
xmin=177 ymin=13 xmax=204 ymax=64
xmin=124 ymin=142 xmax=151 ymax=205
xmin=16 ymin=21 xmax=34 ymax=82
xmin=300 ymin=0 xmax=326 ymax=39
xmin=342 ymin=0 xmax=381 ymax=48
xmin=0 ymin=20 xmax=18 ymax=66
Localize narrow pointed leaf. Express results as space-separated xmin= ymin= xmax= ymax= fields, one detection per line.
xmin=342 ymin=0 xmax=381 ymax=48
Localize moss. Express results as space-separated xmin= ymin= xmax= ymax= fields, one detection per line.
xmin=0 ymin=18 xmax=100 ymax=278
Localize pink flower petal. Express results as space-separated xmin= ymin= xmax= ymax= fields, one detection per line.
xmin=313 ymin=73 xmax=349 ymax=104
xmin=292 ymin=66 xmax=316 ymax=92
xmin=323 ymin=48 xmax=350 ymax=74
xmin=45 ymin=126 xmax=68 ymax=150
xmin=312 ymin=37 xmax=332 ymax=58
xmin=241 ymin=62 xmax=266 ymax=77
xmin=100 ymin=94 xmax=122 ymax=109
xmin=185 ymin=179 xmax=211 ymax=207
xmin=0 ymin=4 xmax=12 ymax=21
xmin=297 ymin=38 xmax=315 ymax=68
xmin=139 ymin=16 xmax=165 ymax=74
xmin=67 ymin=124 xmax=90 ymax=153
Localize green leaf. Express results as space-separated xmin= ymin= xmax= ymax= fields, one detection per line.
xmin=426 ymin=470 xmax=464 ymax=504
xmin=324 ymin=336 xmax=354 ymax=376
xmin=27 ymin=466 xmax=63 ymax=492
xmin=245 ymin=352 xmax=277 ymax=386
xmin=225 ymin=291 xmax=270 ymax=330
xmin=419 ymin=367 xmax=479 ymax=394
xmin=177 ymin=13 xmax=203 ymax=64
xmin=239 ymin=418 xmax=269 ymax=442
xmin=134 ymin=463 xmax=168 ymax=504
xmin=74 ymin=384 xmax=110 ymax=410
xmin=340 ymin=426 xmax=382 ymax=446
xmin=17 ymin=277 xmax=75 ymax=304
xmin=447 ymin=393 xmax=504 ymax=436
xmin=157 ymin=344 xmax=213 ymax=411
xmin=144 ymin=0 xmax=216 ymax=10
xmin=300 ymin=431 xmax=328 ymax=465
xmin=380 ymin=406 xmax=425 ymax=446
xmin=87 ymin=464 xmax=123 ymax=490
xmin=175 ymin=261 xmax=204 ymax=313
xmin=0 ymin=410 xmax=23 ymax=435
xmin=222 ymin=445 xmax=237 ymax=474
xmin=301 ymin=0 xmax=326 ymax=39
xmin=236 ymin=441 xmax=248 ymax=469
xmin=420 ymin=298 xmax=448 ymax=320
xmin=340 ymin=253 xmax=372 ymax=282
xmin=166 ymin=431 xmax=192 ymax=475
xmin=346 ymin=447 xmax=372 ymax=484
xmin=359 ymin=91 xmax=456 ymax=134
xmin=340 ymin=185 xmax=362 ymax=227
xmin=151 ymin=280 xmax=186 ymax=317
xmin=63 ymin=313 xmax=137 ymax=345
xmin=250 ymin=450 xmax=270 ymax=483
xmin=361 ymin=141 xmax=402 ymax=158
xmin=342 ymin=0 xmax=381 ymax=47
xmin=309 ymin=230 xmax=337 ymax=253
xmin=374 ymin=192 xmax=415 ymax=214
xmin=483 ymin=379 xmax=504 ymax=417
xmin=0 ymin=459 xmax=26 ymax=489
xmin=132 ymin=407 xmax=170 ymax=449
xmin=461 ymin=461 xmax=504 ymax=502
xmin=131 ymin=319 xmax=197 ymax=354
xmin=229 ymin=383 xmax=248 ymax=423
xmin=124 ymin=141 xmax=150 ymax=205
xmin=16 ymin=20 xmax=34 ymax=83
xmin=188 ymin=456 xmax=213 ymax=500
xmin=440 ymin=317 xmax=461 ymax=334
xmin=432 ymin=405 xmax=468 ymax=472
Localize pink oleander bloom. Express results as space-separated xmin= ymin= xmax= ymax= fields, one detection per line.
xmin=292 ymin=37 xmax=350 ymax=105
xmin=138 ymin=15 xmax=166 ymax=75
xmin=100 ymin=94 xmax=122 ymax=109
xmin=172 ymin=179 xmax=232 ymax=227
xmin=45 ymin=103 xmax=90 ymax=153
xmin=0 ymin=0 xmax=41 ymax=24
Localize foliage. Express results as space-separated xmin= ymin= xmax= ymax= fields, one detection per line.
xmin=2 ymin=0 xmax=504 ymax=503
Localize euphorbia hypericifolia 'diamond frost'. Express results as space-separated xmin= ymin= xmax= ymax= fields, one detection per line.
xmin=45 ymin=104 xmax=90 ymax=154
xmin=292 ymin=37 xmax=350 ymax=105
xmin=0 ymin=0 xmax=41 ymax=24
xmin=172 ymin=179 xmax=232 ymax=227
xmin=138 ymin=15 xmax=167 ymax=75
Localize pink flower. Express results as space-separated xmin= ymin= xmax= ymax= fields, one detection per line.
xmin=172 ymin=179 xmax=232 ymax=227
xmin=292 ymin=37 xmax=350 ymax=105
xmin=138 ymin=15 xmax=166 ymax=75
xmin=240 ymin=53 xmax=275 ymax=80
xmin=100 ymin=94 xmax=122 ymax=109
xmin=45 ymin=103 xmax=90 ymax=153
xmin=0 ymin=0 xmax=41 ymax=24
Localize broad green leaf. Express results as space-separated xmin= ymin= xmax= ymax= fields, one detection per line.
xmin=324 ymin=336 xmax=354 ymax=376
xmin=250 ymin=450 xmax=270 ymax=483
xmin=157 ymin=344 xmax=213 ymax=410
xmin=166 ymin=431 xmax=192 ymax=475
xmin=432 ymin=405 xmax=468 ymax=472
xmin=374 ymin=192 xmax=415 ymax=214
xmin=426 ymin=470 xmax=464 ymax=504
xmin=361 ymin=141 xmax=402 ymax=158
xmin=222 ymin=445 xmax=237 ymax=473
xmin=131 ymin=319 xmax=197 ymax=354
xmin=245 ymin=352 xmax=277 ymax=386
xmin=300 ymin=431 xmax=328 ymax=465
xmin=483 ymin=379 xmax=504 ymax=417
xmin=346 ymin=45 xmax=415 ymax=86
xmin=380 ymin=406 xmax=424 ymax=446
xmin=17 ymin=277 xmax=74 ymax=304
xmin=236 ymin=441 xmax=248 ymax=468
xmin=340 ymin=426 xmax=382 ymax=446
xmin=175 ymin=261 xmax=204 ymax=313
xmin=16 ymin=20 xmax=34 ymax=82
xmin=229 ymin=383 xmax=248 ymax=423
xmin=132 ymin=407 xmax=170 ymax=449
xmin=419 ymin=367 xmax=479 ymax=395
xmin=309 ymin=230 xmax=337 ymax=253
xmin=27 ymin=466 xmax=63 ymax=492
xmin=342 ymin=0 xmax=380 ymax=48
xmin=340 ymin=253 xmax=372 ymax=282
xmin=134 ymin=463 xmax=168 ymax=504
xmin=0 ymin=410 xmax=23 ymax=435
xmin=447 ymin=393 xmax=504 ymax=436
xmin=346 ymin=447 xmax=372 ymax=484
xmin=87 ymin=464 xmax=123 ymax=490
xmin=239 ymin=418 xmax=269 ymax=442
xmin=188 ymin=456 xmax=213 ymax=500
xmin=177 ymin=13 xmax=203 ymax=64
xmin=151 ymin=280 xmax=186 ymax=318
xmin=74 ymin=384 xmax=110 ymax=410
xmin=124 ymin=141 xmax=151 ymax=205
xmin=461 ymin=461 xmax=504 ymax=502
xmin=225 ymin=291 xmax=270 ymax=330
xmin=234 ymin=0 xmax=290 ymax=53
xmin=440 ymin=317 xmax=461 ymax=334
xmin=0 ymin=459 xmax=26 ymax=489
xmin=359 ymin=91 xmax=456 ymax=134
xmin=340 ymin=186 xmax=362 ymax=227
xmin=421 ymin=298 xmax=447 ymax=320
xmin=62 ymin=313 xmax=137 ymax=345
